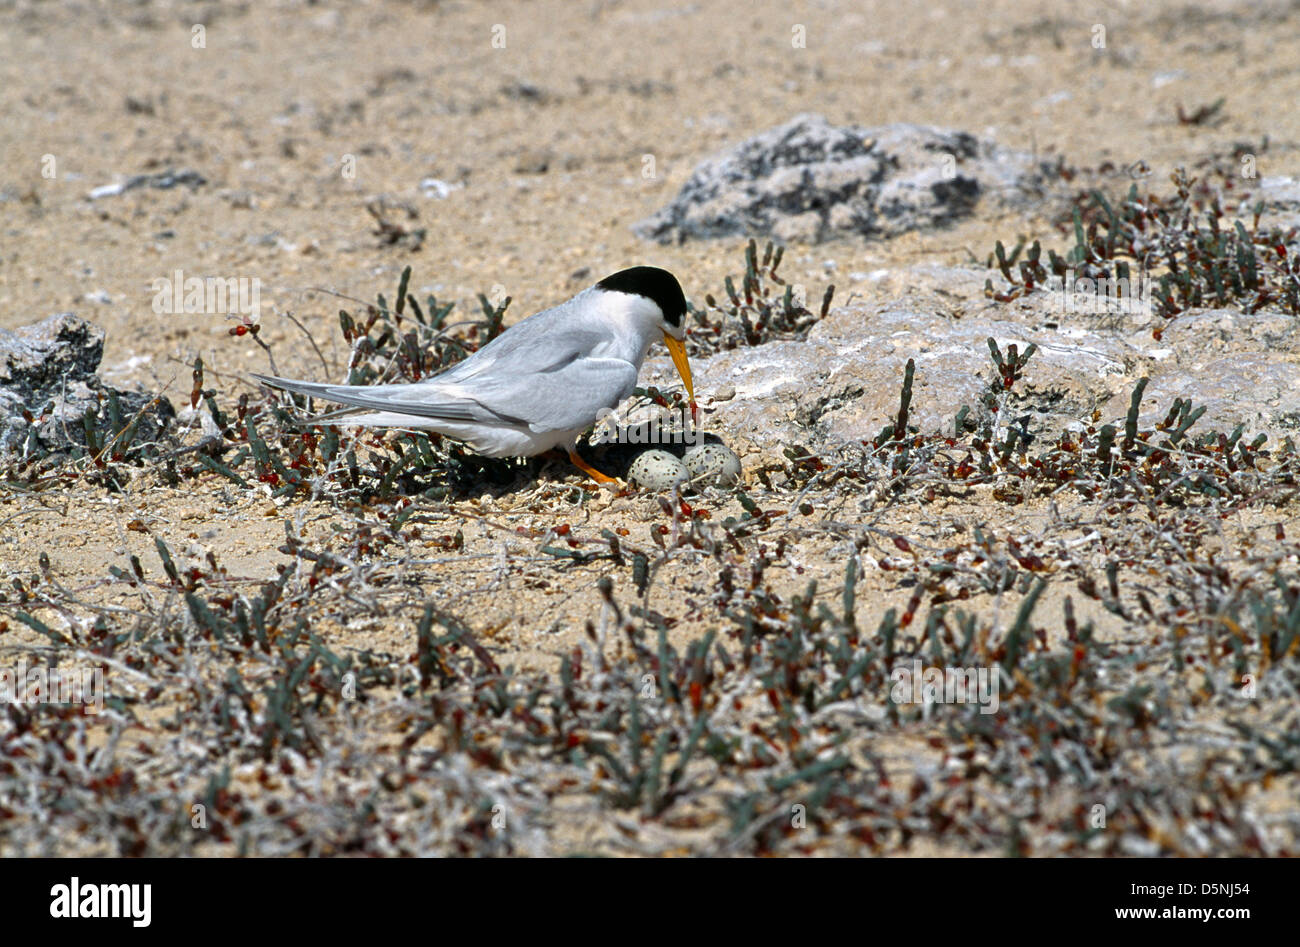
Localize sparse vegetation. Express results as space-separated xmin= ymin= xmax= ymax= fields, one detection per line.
xmin=689 ymin=239 xmax=835 ymax=354
xmin=6 ymin=0 xmax=1300 ymax=864
xmin=2 ymin=287 xmax=1297 ymax=854
xmin=984 ymin=167 xmax=1300 ymax=329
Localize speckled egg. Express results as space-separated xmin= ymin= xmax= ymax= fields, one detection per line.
xmin=683 ymin=443 xmax=742 ymax=487
xmin=628 ymin=450 xmax=690 ymax=491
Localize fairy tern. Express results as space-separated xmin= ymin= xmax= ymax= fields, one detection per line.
xmin=252 ymin=266 xmax=696 ymax=483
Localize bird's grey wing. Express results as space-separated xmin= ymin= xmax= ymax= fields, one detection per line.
xmin=460 ymin=356 xmax=639 ymax=433
xmin=251 ymin=373 xmax=485 ymax=421
xmin=435 ymin=314 xmax=608 ymax=385
xmin=252 ymin=350 xmax=634 ymax=430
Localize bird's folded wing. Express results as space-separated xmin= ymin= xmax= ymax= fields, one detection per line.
xmin=463 ymin=356 xmax=639 ymax=433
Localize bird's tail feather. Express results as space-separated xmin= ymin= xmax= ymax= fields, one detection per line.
xmin=250 ymin=372 xmax=480 ymax=422
xmin=310 ymin=409 xmax=451 ymax=429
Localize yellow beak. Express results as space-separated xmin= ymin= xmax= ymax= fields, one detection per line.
xmin=663 ymin=332 xmax=697 ymax=424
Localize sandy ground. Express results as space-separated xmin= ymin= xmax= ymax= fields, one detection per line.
xmin=5 ymin=0 xmax=1299 ymax=350
xmin=2 ymin=0 xmax=1299 ymax=856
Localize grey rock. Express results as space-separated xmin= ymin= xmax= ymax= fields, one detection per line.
xmin=1 ymin=313 xmax=106 ymax=400
xmin=635 ymin=114 xmax=1057 ymax=244
xmin=647 ymin=265 xmax=1300 ymax=460
xmin=87 ymin=168 xmax=206 ymax=201
xmin=0 ymin=313 xmax=174 ymax=461
xmin=1245 ymin=175 xmax=1300 ymax=230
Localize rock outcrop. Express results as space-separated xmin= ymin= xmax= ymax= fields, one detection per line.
xmin=635 ymin=114 xmax=1057 ymax=244
xmin=0 ymin=313 xmax=174 ymax=461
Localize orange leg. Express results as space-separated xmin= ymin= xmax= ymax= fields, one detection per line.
xmin=566 ymin=448 xmax=618 ymax=484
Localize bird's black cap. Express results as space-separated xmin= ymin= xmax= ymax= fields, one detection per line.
xmin=597 ymin=266 xmax=686 ymax=329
